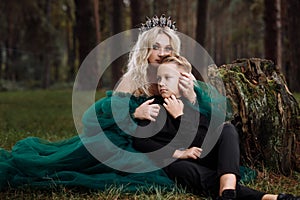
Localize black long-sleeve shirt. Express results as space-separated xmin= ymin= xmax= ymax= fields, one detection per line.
xmin=133 ymin=96 xmax=209 ymax=164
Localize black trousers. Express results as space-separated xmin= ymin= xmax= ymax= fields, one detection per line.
xmin=164 ymin=123 xmax=265 ymax=200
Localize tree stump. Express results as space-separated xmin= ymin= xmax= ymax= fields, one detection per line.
xmin=208 ymin=58 xmax=300 ymax=176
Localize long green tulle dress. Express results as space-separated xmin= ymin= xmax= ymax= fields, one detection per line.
xmin=0 ymin=81 xmax=255 ymax=191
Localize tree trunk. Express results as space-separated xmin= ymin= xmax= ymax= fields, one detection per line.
xmin=111 ymin=0 xmax=125 ymax=87
xmin=192 ymin=0 xmax=208 ymax=82
xmin=93 ymin=0 xmax=101 ymax=44
xmin=130 ymin=0 xmax=152 ymax=29
xmin=42 ymin=0 xmax=51 ymax=89
xmin=264 ymin=0 xmax=278 ymax=64
xmin=66 ymin=2 xmax=76 ymax=82
xmin=74 ymin=0 xmax=96 ymax=65
xmin=286 ymin=0 xmax=300 ymax=92
xmin=209 ymin=58 xmax=300 ymax=175
xmin=74 ymin=0 xmax=97 ymax=90
xmin=196 ymin=0 xmax=208 ymax=47
xmin=275 ymin=0 xmax=282 ymax=70
xmin=152 ymin=0 xmax=169 ymax=16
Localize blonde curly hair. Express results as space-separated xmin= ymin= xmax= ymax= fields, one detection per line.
xmin=122 ymin=26 xmax=181 ymax=96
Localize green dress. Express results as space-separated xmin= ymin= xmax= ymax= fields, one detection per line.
xmin=0 ymin=82 xmax=255 ymax=191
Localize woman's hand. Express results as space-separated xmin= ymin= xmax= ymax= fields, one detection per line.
xmin=133 ymin=99 xmax=160 ymax=121
xmin=173 ymin=147 xmax=202 ymax=159
xmin=163 ymin=95 xmax=184 ymax=118
xmin=179 ymin=72 xmax=197 ymax=104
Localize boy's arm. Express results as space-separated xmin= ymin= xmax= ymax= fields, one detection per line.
xmin=132 ymin=136 xmax=176 ymax=157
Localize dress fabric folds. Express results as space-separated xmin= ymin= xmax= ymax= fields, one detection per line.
xmin=0 ymin=82 xmax=255 ymax=191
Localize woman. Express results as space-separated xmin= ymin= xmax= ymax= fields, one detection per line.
xmin=0 ymin=15 xmax=192 ymax=192
xmin=114 ymin=20 xmax=197 ymax=118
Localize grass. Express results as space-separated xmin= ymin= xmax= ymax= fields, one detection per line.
xmin=0 ymin=89 xmax=299 ymax=199
xmin=294 ymin=93 xmax=300 ymax=105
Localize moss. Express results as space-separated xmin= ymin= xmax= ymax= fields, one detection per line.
xmin=216 ymin=58 xmax=299 ymax=174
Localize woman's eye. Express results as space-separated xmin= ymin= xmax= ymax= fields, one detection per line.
xmin=152 ymin=45 xmax=159 ymax=50
xmin=165 ymin=47 xmax=173 ymax=52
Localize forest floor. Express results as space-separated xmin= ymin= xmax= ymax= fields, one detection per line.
xmin=0 ymin=90 xmax=299 ymax=199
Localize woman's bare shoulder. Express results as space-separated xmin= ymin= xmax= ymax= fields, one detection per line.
xmin=114 ymin=75 xmax=133 ymax=93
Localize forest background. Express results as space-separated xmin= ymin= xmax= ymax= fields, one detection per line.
xmin=0 ymin=1 xmax=300 ymax=198
xmin=1 ymin=0 xmax=300 ymax=93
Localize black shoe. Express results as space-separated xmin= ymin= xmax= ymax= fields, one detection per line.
xmin=216 ymin=189 xmax=237 ymax=200
xmin=277 ymin=193 xmax=300 ymax=200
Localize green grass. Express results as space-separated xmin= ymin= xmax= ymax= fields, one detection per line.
xmin=294 ymin=93 xmax=300 ymax=104
xmin=0 ymin=90 xmax=299 ymax=199
xmin=0 ymin=90 xmax=76 ymax=149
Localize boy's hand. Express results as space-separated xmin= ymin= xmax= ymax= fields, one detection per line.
xmin=173 ymin=147 xmax=202 ymax=159
xmin=163 ymin=95 xmax=184 ymax=118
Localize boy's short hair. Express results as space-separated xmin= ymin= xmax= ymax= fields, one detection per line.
xmin=160 ymin=55 xmax=192 ymax=73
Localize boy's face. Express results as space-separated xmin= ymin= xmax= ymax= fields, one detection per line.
xmin=157 ymin=63 xmax=182 ymax=98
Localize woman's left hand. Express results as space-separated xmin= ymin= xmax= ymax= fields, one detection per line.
xmin=179 ymin=72 xmax=196 ymax=104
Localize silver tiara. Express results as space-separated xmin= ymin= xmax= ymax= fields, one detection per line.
xmin=139 ymin=14 xmax=177 ymax=32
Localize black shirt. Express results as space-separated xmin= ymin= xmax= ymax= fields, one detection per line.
xmin=133 ymin=96 xmax=209 ymax=163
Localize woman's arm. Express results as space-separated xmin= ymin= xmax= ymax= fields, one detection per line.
xmin=133 ymin=99 xmax=160 ymax=121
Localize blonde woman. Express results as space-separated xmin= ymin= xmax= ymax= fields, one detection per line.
xmin=115 ymin=24 xmax=197 ymax=122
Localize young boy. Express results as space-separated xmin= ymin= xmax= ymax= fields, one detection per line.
xmin=133 ymin=56 xmax=300 ymax=200
xmin=133 ymin=55 xmax=209 ymax=164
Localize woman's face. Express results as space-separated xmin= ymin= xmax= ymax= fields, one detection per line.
xmin=148 ymin=34 xmax=173 ymax=67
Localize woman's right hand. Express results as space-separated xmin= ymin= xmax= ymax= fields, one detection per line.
xmin=133 ymin=99 xmax=160 ymax=121
xmin=179 ymin=72 xmax=197 ymax=104
xmin=173 ymin=147 xmax=202 ymax=159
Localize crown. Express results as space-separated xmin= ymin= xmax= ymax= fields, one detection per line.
xmin=139 ymin=14 xmax=177 ymax=33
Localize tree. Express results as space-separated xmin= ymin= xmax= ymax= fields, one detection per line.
xmin=152 ymin=0 xmax=169 ymax=16
xmin=192 ymin=0 xmax=208 ymax=81
xmin=264 ymin=0 xmax=278 ymax=65
xmin=74 ymin=0 xmax=97 ymax=89
xmin=74 ymin=0 xmax=96 ymax=65
xmin=2 ymin=1 xmax=22 ymax=81
xmin=285 ymin=0 xmax=300 ymax=92
xmin=93 ymin=0 xmax=101 ymax=44
xmin=209 ymin=58 xmax=300 ymax=175
xmin=64 ymin=0 xmax=77 ymax=82
xmin=196 ymin=0 xmax=208 ymax=46
xmin=111 ymin=0 xmax=125 ymax=87
xmin=130 ymin=0 xmax=153 ymax=28
xmin=42 ymin=0 xmax=52 ymax=88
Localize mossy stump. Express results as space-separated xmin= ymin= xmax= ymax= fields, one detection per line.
xmin=209 ymin=58 xmax=300 ymax=176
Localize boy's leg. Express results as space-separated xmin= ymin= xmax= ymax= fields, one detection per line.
xmin=164 ymin=159 xmax=219 ymax=197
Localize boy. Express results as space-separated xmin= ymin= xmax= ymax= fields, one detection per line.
xmin=133 ymin=56 xmax=300 ymax=200
xmin=133 ymin=55 xmax=209 ymax=164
